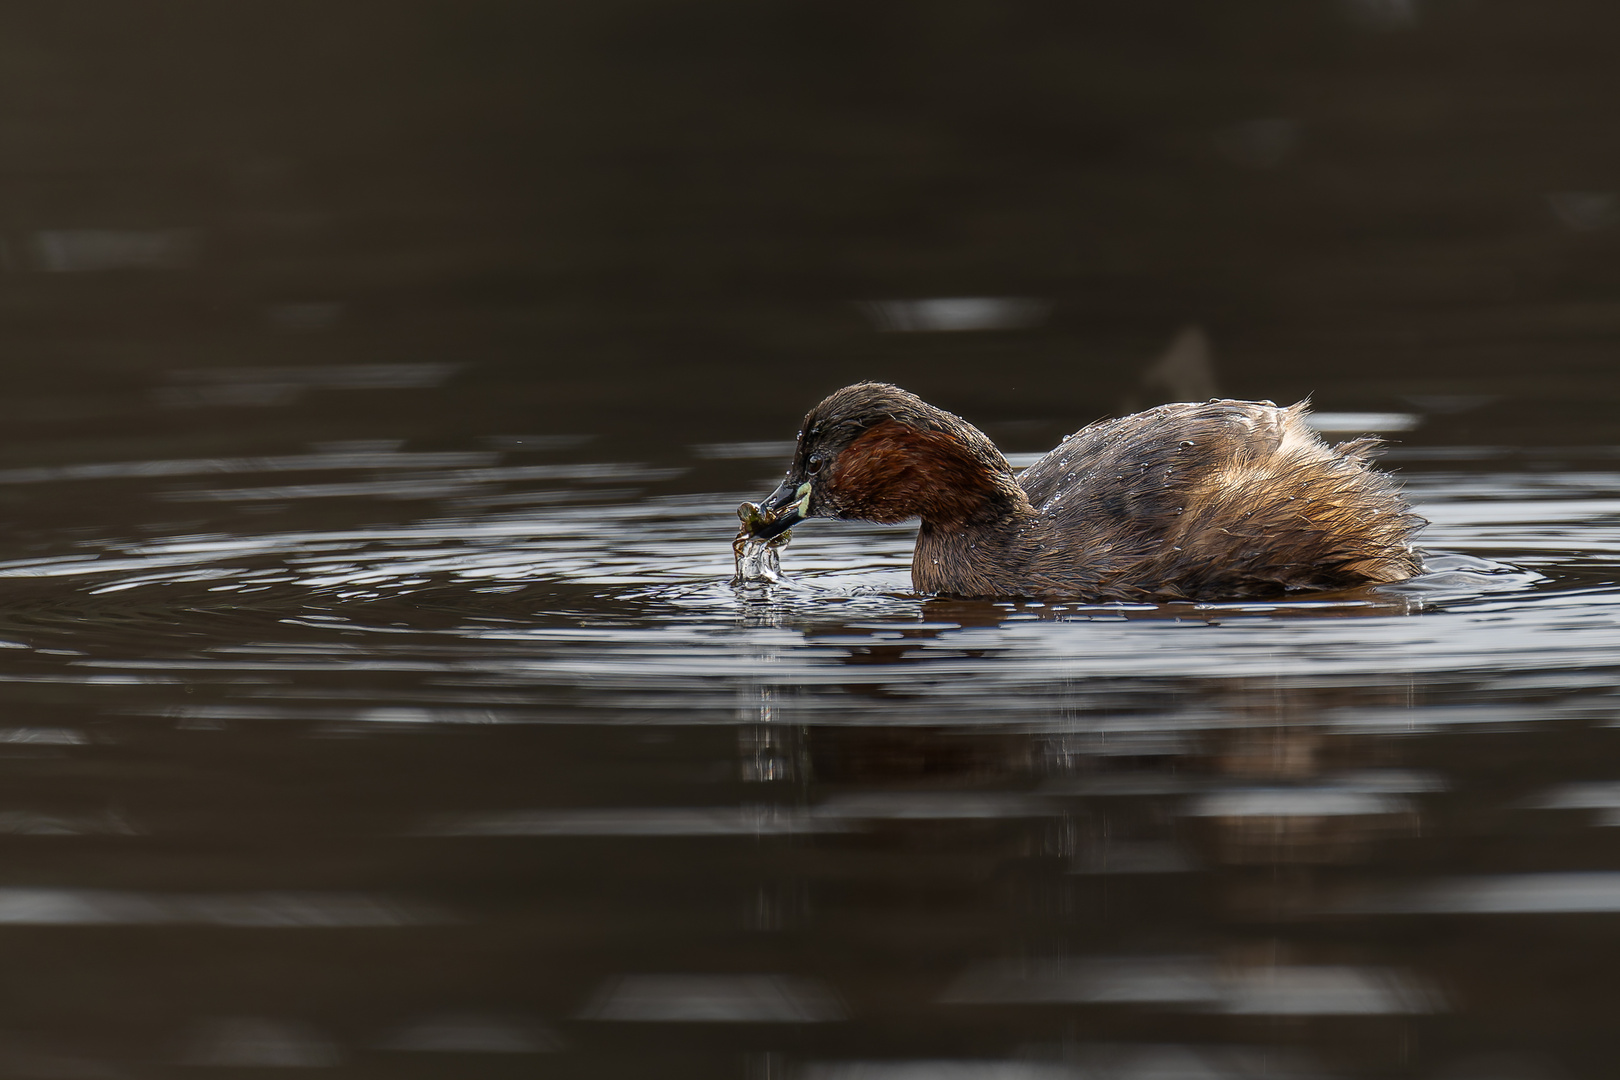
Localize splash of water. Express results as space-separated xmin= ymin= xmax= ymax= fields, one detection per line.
xmin=732 ymin=502 xmax=792 ymax=585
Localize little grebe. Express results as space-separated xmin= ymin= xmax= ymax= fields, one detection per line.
xmin=745 ymin=382 xmax=1424 ymax=601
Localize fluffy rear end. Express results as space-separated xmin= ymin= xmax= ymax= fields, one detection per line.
xmin=1164 ymin=404 xmax=1422 ymax=597
xmin=1018 ymin=400 xmax=1423 ymax=601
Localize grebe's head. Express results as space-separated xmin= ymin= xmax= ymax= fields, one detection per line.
xmin=750 ymin=382 xmax=1014 ymax=538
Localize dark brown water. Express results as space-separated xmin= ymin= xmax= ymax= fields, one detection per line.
xmin=1 ymin=3 xmax=1620 ymax=1077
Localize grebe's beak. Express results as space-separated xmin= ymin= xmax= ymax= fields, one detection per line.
xmin=751 ymin=480 xmax=812 ymax=540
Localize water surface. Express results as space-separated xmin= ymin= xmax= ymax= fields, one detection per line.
xmin=0 ymin=406 xmax=1614 ymax=1078
xmin=4 ymin=2 xmax=1620 ymax=1076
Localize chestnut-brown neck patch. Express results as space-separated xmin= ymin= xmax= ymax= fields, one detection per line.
xmin=833 ymin=420 xmax=1013 ymax=528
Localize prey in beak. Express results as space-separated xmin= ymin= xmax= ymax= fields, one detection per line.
xmin=745 ymin=480 xmax=812 ymax=540
xmin=732 ymin=481 xmax=809 ymax=584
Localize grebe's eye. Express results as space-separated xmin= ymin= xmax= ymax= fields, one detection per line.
xmin=806 ymin=456 xmax=823 ymax=475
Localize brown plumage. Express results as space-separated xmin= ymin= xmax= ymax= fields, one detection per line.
xmin=748 ymin=382 xmax=1424 ymax=601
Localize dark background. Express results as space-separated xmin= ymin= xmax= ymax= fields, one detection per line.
xmin=1 ymin=0 xmax=1616 ymax=469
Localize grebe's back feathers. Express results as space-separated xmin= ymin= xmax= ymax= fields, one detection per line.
xmin=1014 ymin=399 xmax=1422 ymax=601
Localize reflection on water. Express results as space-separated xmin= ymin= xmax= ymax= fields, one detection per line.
xmin=1358 ymin=873 xmax=1620 ymax=915
xmin=0 ymin=426 xmax=1607 ymax=1075
xmin=419 ymin=805 xmax=845 ymax=837
xmin=375 ymin=1013 xmax=558 ymax=1054
xmin=179 ymin=1017 xmax=341 ymax=1068
xmin=35 ymin=228 xmax=199 ymax=273
xmin=0 ymin=888 xmax=440 ymax=926
xmin=945 ymin=957 xmax=1440 ymax=1014
xmin=804 ymin=1048 xmax=1335 ymax=1079
xmin=156 ymin=364 xmax=462 ymax=408
xmin=581 ymin=975 xmax=843 ymax=1023
xmin=4 ymin=1 xmax=1620 ymax=1071
xmin=860 ymin=297 xmax=1051 ymax=333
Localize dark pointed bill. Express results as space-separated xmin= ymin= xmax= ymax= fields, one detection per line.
xmin=749 ymin=480 xmax=812 ymax=540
